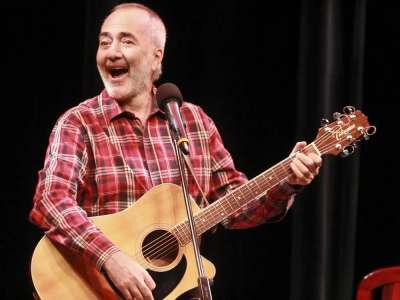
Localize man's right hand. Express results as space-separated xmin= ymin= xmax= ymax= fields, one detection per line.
xmin=103 ymin=251 xmax=156 ymax=300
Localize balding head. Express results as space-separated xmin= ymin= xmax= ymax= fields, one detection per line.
xmin=104 ymin=3 xmax=167 ymax=51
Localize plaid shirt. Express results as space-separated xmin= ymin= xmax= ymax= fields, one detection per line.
xmin=30 ymin=90 xmax=295 ymax=269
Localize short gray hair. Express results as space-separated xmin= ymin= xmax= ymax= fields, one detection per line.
xmin=106 ymin=3 xmax=167 ymax=51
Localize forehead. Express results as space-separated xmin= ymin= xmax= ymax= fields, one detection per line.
xmin=101 ymin=8 xmax=151 ymax=37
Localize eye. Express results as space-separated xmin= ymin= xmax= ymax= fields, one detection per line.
xmin=121 ymin=38 xmax=134 ymax=46
xmin=99 ymin=39 xmax=111 ymax=48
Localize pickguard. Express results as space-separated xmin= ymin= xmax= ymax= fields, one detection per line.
xmin=148 ymin=255 xmax=187 ymax=300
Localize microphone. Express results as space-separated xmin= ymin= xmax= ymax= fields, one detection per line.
xmin=156 ymin=83 xmax=190 ymax=154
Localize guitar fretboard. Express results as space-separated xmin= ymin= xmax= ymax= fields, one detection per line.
xmin=172 ymin=143 xmax=319 ymax=245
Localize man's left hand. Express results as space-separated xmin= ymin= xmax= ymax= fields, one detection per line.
xmin=287 ymin=141 xmax=322 ymax=186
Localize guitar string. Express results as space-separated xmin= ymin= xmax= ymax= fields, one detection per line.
xmin=138 ymin=161 xmax=307 ymax=262
xmin=151 ymin=126 xmax=366 ymax=260
xmin=136 ymin=154 xmax=299 ymax=260
xmin=134 ymin=128 xmax=348 ymax=261
xmin=135 ymin=129 xmax=350 ymax=262
xmin=138 ymin=169 xmax=306 ymax=260
xmin=135 ymin=127 xmax=360 ymax=261
xmin=139 ymin=159 xmax=298 ymax=261
xmin=139 ymin=159 xmax=321 ymax=261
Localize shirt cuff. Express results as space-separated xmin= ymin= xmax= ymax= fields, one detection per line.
xmin=83 ymin=234 xmax=121 ymax=270
xmin=278 ymin=181 xmax=303 ymax=195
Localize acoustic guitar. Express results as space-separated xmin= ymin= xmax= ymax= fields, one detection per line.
xmin=31 ymin=106 xmax=375 ymax=299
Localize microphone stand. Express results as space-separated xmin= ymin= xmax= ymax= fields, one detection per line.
xmin=170 ymin=131 xmax=213 ymax=300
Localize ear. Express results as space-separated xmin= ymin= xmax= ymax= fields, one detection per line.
xmin=151 ymin=48 xmax=164 ymax=72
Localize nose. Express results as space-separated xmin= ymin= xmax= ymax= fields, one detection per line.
xmin=106 ymin=42 xmax=123 ymax=61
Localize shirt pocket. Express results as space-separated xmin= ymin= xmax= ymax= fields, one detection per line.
xmin=94 ymin=166 xmax=135 ymax=212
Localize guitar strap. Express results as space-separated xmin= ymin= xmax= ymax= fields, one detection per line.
xmin=182 ymin=154 xmax=218 ymax=235
xmin=182 ymin=154 xmax=210 ymax=208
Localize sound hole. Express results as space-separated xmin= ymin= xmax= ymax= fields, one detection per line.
xmin=142 ymin=229 xmax=179 ymax=268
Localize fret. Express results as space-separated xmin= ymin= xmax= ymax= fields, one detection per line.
xmin=171 ymin=227 xmax=184 ymax=245
xmin=197 ymin=208 xmax=213 ymax=231
xmin=235 ymin=189 xmax=247 ymax=207
xmin=247 ymin=180 xmax=258 ymax=195
xmin=174 ymin=222 xmax=188 ymax=244
xmin=197 ymin=209 xmax=216 ymax=232
xmin=229 ymin=192 xmax=243 ymax=209
xmin=196 ymin=217 xmax=207 ymax=233
xmin=181 ymin=222 xmax=190 ymax=243
xmin=253 ymin=174 xmax=268 ymax=192
xmin=277 ymin=160 xmax=288 ymax=177
xmin=306 ymin=143 xmax=321 ymax=156
xmin=223 ymin=196 xmax=235 ymax=211
xmin=262 ymin=171 xmax=275 ymax=188
xmin=271 ymin=167 xmax=279 ymax=180
xmin=243 ymin=182 xmax=256 ymax=199
xmin=207 ymin=202 xmax=227 ymax=222
xmin=218 ymin=201 xmax=229 ymax=215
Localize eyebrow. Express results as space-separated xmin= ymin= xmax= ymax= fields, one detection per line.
xmin=98 ymin=31 xmax=138 ymax=41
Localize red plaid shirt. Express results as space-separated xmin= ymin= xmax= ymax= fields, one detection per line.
xmin=30 ymin=90 xmax=295 ymax=269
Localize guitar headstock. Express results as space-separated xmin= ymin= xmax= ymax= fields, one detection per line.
xmin=314 ymin=106 xmax=376 ymax=157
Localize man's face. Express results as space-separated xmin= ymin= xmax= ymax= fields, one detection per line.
xmin=96 ymin=8 xmax=162 ymax=102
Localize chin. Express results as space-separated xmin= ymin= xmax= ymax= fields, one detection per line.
xmin=105 ymin=86 xmax=130 ymax=101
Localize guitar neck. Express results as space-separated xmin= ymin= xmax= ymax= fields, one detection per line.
xmin=173 ymin=142 xmax=320 ymax=245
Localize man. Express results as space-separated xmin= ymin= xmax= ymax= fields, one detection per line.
xmin=30 ymin=3 xmax=322 ymax=300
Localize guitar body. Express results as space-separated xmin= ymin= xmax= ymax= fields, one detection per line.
xmin=31 ymin=183 xmax=216 ymax=300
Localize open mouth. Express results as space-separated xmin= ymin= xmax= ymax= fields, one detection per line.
xmin=109 ymin=67 xmax=129 ymax=79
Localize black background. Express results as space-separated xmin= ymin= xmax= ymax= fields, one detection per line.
xmin=3 ymin=1 xmax=398 ymax=299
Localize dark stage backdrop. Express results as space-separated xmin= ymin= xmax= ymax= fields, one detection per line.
xmin=3 ymin=1 xmax=398 ymax=299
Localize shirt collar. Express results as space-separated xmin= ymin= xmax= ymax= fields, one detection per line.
xmin=99 ymin=87 xmax=165 ymax=126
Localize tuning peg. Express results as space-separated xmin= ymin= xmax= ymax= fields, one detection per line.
xmin=340 ymin=150 xmax=350 ymax=158
xmin=366 ymin=126 xmax=377 ymax=137
xmin=320 ymin=118 xmax=330 ymax=126
xmin=333 ymin=112 xmax=342 ymax=121
xmin=343 ymin=106 xmax=355 ymax=114
xmin=340 ymin=145 xmax=355 ymax=158
xmin=351 ymin=141 xmax=359 ymax=149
